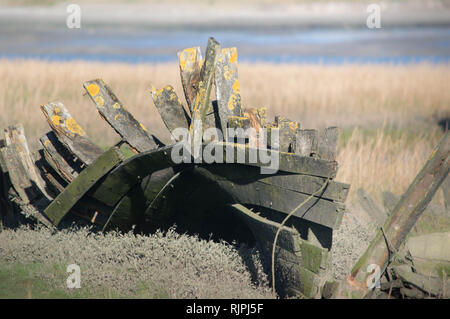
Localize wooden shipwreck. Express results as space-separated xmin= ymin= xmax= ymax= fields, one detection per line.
xmin=2 ymin=37 xmax=446 ymax=299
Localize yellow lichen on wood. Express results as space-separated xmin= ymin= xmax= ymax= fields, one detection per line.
xmin=51 ymin=115 xmax=61 ymax=126
xmin=94 ymin=95 xmax=104 ymax=107
xmin=140 ymin=123 xmax=147 ymax=132
xmin=65 ymin=117 xmax=86 ymax=136
xmin=229 ymin=47 xmax=238 ymax=64
xmin=86 ymin=83 xmax=99 ymax=97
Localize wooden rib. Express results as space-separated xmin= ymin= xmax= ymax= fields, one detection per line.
xmin=41 ymin=101 xmax=103 ymax=165
xmin=44 ymin=147 xmax=123 ymax=226
xmin=189 ymin=37 xmax=221 ymax=144
xmin=151 ymin=85 xmax=191 ymax=139
xmin=3 ymin=125 xmax=51 ymax=200
xmin=215 ymin=47 xmax=243 ymax=136
xmin=31 ymin=149 xmax=67 ymax=197
xmin=39 ymin=132 xmax=83 ymax=182
xmin=83 ymin=79 xmax=160 ymax=152
xmin=202 ymin=164 xmax=349 ymax=203
xmin=178 ymin=46 xmax=203 ymax=111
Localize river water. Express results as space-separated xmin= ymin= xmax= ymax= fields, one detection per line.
xmin=1 ymin=22 xmax=450 ymax=64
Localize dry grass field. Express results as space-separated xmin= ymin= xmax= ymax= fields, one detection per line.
xmin=0 ymin=59 xmax=448 ymax=201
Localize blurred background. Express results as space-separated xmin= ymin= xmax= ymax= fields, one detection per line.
xmin=1 ymin=0 xmax=450 ymax=63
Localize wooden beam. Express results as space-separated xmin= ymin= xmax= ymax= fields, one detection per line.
xmin=83 ymin=79 xmax=160 ymax=152
xmin=41 ymin=101 xmax=103 ymax=165
xmin=331 ymin=132 xmax=449 ymax=298
xmin=151 ymin=85 xmax=191 ymax=139
xmin=43 ymin=147 xmax=123 ymax=226
xmin=178 ymin=46 xmax=203 ymax=111
xmin=189 ymin=37 xmax=221 ymax=147
xmin=215 ymin=47 xmax=242 ymax=136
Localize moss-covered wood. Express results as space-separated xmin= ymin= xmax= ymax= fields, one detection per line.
xmin=43 ymin=147 xmax=123 ymax=226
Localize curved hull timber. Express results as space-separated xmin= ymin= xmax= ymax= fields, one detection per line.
xmin=0 ymin=38 xmax=349 ymax=298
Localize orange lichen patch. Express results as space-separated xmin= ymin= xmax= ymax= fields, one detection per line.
xmin=65 ymin=117 xmax=86 ymax=136
xmin=53 ymin=107 xmax=61 ymax=114
xmin=228 ymin=94 xmax=238 ymax=111
xmin=140 ymin=123 xmax=147 ymax=132
xmin=94 ymin=95 xmax=104 ymax=107
xmin=229 ymin=48 xmax=238 ymax=64
xmin=151 ymin=85 xmax=165 ymax=98
xmin=43 ymin=139 xmax=51 ymax=147
xmin=86 ymin=83 xmax=100 ymax=97
xmin=51 ymin=115 xmax=61 ymax=127
xmin=198 ymin=58 xmax=204 ymax=69
xmin=232 ymin=79 xmax=240 ymax=94
xmin=289 ymin=122 xmax=299 ymax=130
xmin=114 ymin=114 xmax=124 ymax=121
xmin=113 ymin=102 xmax=121 ymax=109
xmin=179 ymin=47 xmax=197 ymax=72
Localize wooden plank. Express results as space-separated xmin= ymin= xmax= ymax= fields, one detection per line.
xmin=4 ymin=125 xmax=50 ymax=199
xmin=83 ymin=79 xmax=160 ymax=152
xmin=294 ymin=129 xmax=318 ymax=157
xmin=39 ymin=132 xmax=82 ymax=182
xmin=211 ymin=142 xmax=338 ymax=178
xmin=393 ymin=264 xmax=449 ymax=298
xmin=189 ymin=37 xmax=221 ymax=145
xmin=43 ymin=147 xmax=123 ymax=226
xmin=41 ymin=101 xmax=104 ymax=165
xmin=332 ymin=132 xmax=450 ymax=299
xmin=215 ymin=178 xmax=344 ymax=229
xmin=31 ymin=149 xmax=67 ymax=198
xmin=202 ymin=164 xmax=349 ymax=202
xmin=178 ymin=46 xmax=203 ymax=111
xmin=215 ymin=47 xmax=242 ymax=136
xmin=274 ymin=116 xmax=299 ymax=153
xmin=0 ymin=145 xmax=40 ymax=204
xmin=317 ymin=127 xmax=339 ymax=161
xmin=88 ymin=145 xmax=184 ymax=208
xmin=442 ymin=174 xmax=450 ymax=210
xmin=151 ymin=85 xmax=191 ymax=139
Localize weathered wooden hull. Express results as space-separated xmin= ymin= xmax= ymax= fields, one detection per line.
xmin=0 ymin=38 xmax=350 ymax=298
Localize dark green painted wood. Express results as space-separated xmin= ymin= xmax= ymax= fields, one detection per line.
xmin=88 ymin=145 xmax=184 ymax=208
xmin=44 ymin=147 xmax=123 ymax=226
xmin=202 ymin=164 xmax=349 ymax=202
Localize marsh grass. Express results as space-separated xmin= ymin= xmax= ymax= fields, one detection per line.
xmin=0 ymin=225 xmax=274 ymax=299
